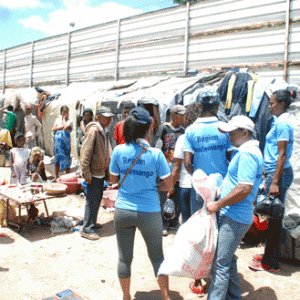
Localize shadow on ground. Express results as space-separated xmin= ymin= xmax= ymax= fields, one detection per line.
xmin=240 ymin=274 xmax=278 ymax=300
xmin=18 ymin=219 xmax=115 ymax=242
xmin=134 ymin=289 xmax=183 ymax=299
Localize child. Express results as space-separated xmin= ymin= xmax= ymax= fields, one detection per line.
xmin=29 ymin=147 xmax=47 ymax=182
xmin=0 ymin=142 xmax=11 ymax=167
xmin=10 ymin=133 xmax=31 ymax=185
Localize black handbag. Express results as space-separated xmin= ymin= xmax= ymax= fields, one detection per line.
xmin=254 ymin=194 xmax=285 ymax=219
xmin=163 ymin=198 xmax=176 ymax=220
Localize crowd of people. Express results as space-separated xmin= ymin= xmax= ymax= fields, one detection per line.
xmin=0 ymin=86 xmax=297 ymax=300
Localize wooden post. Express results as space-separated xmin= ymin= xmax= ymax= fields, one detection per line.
xmin=29 ymin=41 xmax=34 ymax=87
xmin=2 ymin=50 xmax=6 ymax=95
xmin=284 ymin=0 xmax=291 ymax=82
xmin=115 ymin=19 xmax=120 ymax=81
xmin=66 ymin=32 xmax=71 ymax=86
xmin=184 ymin=2 xmax=190 ymax=76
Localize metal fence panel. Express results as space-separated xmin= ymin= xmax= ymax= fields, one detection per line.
xmin=1 ymin=0 xmax=300 ymax=90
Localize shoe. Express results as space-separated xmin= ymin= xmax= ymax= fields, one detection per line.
xmin=189 ymin=281 xmax=204 ymax=296
xmin=162 ymin=228 xmax=168 ymax=237
xmin=168 ymin=223 xmax=180 ymax=230
xmin=252 ymin=253 xmax=264 ymax=262
xmin=93 ymin=224 xmax=102 ymax=229
xmin=80 ymin=230 xmax=100 ymax=240
xmin=249 ymin=260 xmax=279 ymax=272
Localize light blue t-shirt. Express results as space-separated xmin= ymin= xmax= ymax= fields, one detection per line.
xmin=264 ymin=112 xmax=294 ymax=173
xmin=109 ymin=139 xmax=170 ymax=212
xmin=184 ymin=117 xmax=232 ymax=178
xmin=220 ymin=140 xmax=263 ymax=225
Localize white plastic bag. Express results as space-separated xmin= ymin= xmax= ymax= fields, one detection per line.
xmin=158 ymin=170 xmax=222 ymax=279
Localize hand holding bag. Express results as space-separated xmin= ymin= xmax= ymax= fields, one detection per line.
xmin=254 ymin=194 xmax=285 ymax=219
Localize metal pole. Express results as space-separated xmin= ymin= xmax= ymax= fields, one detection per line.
xmin=2 ymin=50 xmax=6 ymax=95
xmin=184 ymin=2 xmax=190 ymax=76
xmin=283 ymin=0 xmax=291 ymax=82
xmin=66 ymin=32 xmax=71 ymax=86
xmin=29 ymin=41 xmax=34 ymax=87
xmin=115 ymin=19 xmax=120 ymax=81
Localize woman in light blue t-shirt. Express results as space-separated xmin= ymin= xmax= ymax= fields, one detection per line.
xmin=250 ymin=89 xmax=297 ymax=272
xmin=109 ymin=106 xmax=173 ymax=300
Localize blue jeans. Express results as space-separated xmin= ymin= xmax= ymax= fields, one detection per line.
xmin=82 ymin=177 xmax=104 ymax=233
xmin=207 ymin=215 xmax=250 ymax=300
xmin=190 ymin=187 xmax=204 ymax=215
xmin=178 ymin=187 xmax=191 ymax=223
xmin=262 ymin=166 xmax=293 ymax=269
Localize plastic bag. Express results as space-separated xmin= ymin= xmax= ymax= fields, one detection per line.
xmin=255 ymin=194 xmax=285 ymax=219
xmin=158 ymin=170 xmax=222 ymax=279
xmin=163 ymin=198 xmax=176 ymax=220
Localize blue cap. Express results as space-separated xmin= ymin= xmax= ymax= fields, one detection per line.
xmin=129 ymin=107 xmax=152 ymax=125
xmin=196 ymin=90 xmax=220 ymax=105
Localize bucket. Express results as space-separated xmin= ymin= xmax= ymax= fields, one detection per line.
xmin=58 ymin=172 xmax=78 ymax=183
xmin=81 ymin=180 xmax=87 ymax=197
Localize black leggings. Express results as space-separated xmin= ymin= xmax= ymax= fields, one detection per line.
xmin=114 ymin=207 xmax=164 ymax=278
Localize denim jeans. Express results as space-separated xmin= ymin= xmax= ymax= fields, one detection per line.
xmin=82 ymin=177 xmax=104 ymax=233
xmin=190 ymin=187 xmax=204 ymax=215
xmin=207 ymin=215 xmax=250 ymax=300
xmin=262 ymin=166 xmax=294 ymax=269
xmin=178 ymin=187 xmax=191 ymax=223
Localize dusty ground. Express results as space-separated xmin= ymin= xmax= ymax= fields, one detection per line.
xmin=1 ymin=195 xmax=300 ymax=300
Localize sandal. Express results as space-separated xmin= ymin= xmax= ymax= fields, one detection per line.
xmin=252 ymin=253 xmax=264 ymax=262
xmin=249 ymin=260 xmax=279 ymax=272
xmin=189 ymin=281 xmax=204 ymax=297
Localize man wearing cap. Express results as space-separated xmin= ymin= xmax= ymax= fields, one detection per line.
xmin=205 ymin=115 xmax=263 ymax=300
xmin=24 ymin=104 xmax=42 ymax=149
xmin=80 ymin=106 xmax=114 ymax=240
xmin=183 ymin=90 xmax=233 ymax=295
xmin=152 ymin=104 xmax=186 ymax=236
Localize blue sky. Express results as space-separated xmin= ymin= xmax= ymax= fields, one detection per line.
xmin=0 ymin=0 xmax=176 ymax=50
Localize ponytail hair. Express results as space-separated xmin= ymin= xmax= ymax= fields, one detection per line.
xmin=273 ymin=89 xmax=297 ymax=110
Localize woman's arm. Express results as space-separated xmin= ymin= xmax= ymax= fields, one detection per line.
xmin=157 ymin=175 xmax=173 ymax=193
xmin=35 ymin=161 xmax=45 ymax=175
xmin=52 ymin=120 xmax=64 ymax=132
xmin=110 ymin=174 xmax=120 ymax=187
xmin=63 ymin=117 xmax=72 ymax=131
xmin=80 ymin=120 xmax=86 ymax=135
xmin=268 ymin=140 xmax=288 ymax=196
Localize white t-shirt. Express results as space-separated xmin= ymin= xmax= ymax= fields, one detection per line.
xmin=174 ymin=134 xmax=192 ymax=189
xmin=54 ymin=116 xmax=73 ymax=132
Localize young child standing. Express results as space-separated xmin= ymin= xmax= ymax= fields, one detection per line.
xmin=10 ymin=133 xmax=31 ymax=185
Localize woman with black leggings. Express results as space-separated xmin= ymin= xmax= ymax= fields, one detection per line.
xmin=110 ymin=106 xmax=173 ymax=300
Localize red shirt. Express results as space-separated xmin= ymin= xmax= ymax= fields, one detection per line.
xmin=114 ymin=120 xmax=126 ymax=145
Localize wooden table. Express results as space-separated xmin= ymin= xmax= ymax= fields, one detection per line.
xmin=0 ymin=185 xmax=66 ymax=232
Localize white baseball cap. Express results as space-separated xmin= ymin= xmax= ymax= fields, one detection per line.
xmin=218 ymin=115 xmax=255 ymax=133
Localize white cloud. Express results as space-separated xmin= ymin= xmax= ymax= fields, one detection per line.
xmin=19 ymin=1 xmax=143 ymax=36
xmin=0 ymin=0 xmax=40 ymax=9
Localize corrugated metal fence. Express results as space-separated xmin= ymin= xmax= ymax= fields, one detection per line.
xmin=1 ymin=0 xmax=300 ymax=93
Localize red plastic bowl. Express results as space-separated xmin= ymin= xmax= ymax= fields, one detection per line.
xmin=57 ymin=178 xmax=83 ymax=194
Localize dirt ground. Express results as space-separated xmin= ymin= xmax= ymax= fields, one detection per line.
xmin=1 ymin=194 xmax=300 ymax=300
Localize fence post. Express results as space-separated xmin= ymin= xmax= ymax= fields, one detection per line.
xmin=283 ymin=0 xmax=291 ymax=82
xmin=66 ymin=32 xmax=71 ymax=86
xmin=184 ymin=2 xmax=190 ymax=76
xmin=115 ymin=19 xmax=120 ymax=81
xmin=29 ymin=41 xmax=34 ymax=87
xmin=2 ymin=50 xmax=5 ymax=95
